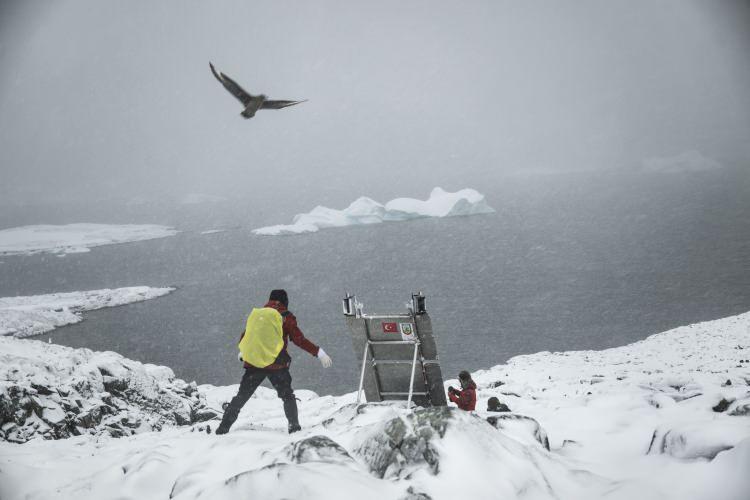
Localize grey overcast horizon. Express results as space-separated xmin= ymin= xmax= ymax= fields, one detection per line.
xmin=0 ymin=0 xmax=748 ymax=211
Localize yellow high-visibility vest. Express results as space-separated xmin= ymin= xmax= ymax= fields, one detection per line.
xmin=238 ymin=307 xmax=285 ymax=368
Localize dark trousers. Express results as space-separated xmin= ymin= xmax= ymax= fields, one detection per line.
xmin=217 ymin=366 xmax=298 ymax=432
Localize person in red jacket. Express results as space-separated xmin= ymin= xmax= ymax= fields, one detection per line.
xmin=448 ymin=371 xmax=477 ymax=411
xmin=216 ymin=289 xmax=332 ymax=435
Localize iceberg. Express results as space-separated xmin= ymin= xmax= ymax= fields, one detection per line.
xmin=0 ymin=286 xmax=174 ymax=338
xmin=0 ymin=223 xmax=178 ymax=256
xmin=252 ymin=187 xmax=495 ymax=236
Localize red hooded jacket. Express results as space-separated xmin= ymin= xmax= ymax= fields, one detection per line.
xmin=240 ymin=300 xmax=320 ymax=370
xmin=448 ymin=381 xmax=477 ymax=411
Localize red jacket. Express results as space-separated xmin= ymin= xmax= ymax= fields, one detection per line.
xmin=448 ymin=381 xmax=477 ymax=411
xmin=241 ymin=300 xmax=320 ymax=370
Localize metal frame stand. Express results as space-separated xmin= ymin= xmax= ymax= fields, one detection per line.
xmin=356 ymin=338 xmax=422 ymax=408
xmin=346 ymin=292 xmax=446 ymax=408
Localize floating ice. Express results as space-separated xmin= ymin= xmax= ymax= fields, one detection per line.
xmin=252 ymin=187 xmax=495 ymax=236
xmin=0 ymin=223 xmax=178 ymax=256
xmin=0 ymin=286 xmax=174 ymax=338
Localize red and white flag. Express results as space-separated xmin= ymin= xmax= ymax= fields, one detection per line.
xmin=382 ymin=322 xmax=398 ymax=333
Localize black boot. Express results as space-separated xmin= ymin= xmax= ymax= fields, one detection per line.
xmin=283 ymin=396 xmax=300 ymax=434
xmin=216 ymin=399 xmax=242 ymax=435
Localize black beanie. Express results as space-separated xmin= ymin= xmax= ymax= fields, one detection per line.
xmin=269 ymin=289 xmax=289 ymax=307
xmin=458 ymin=370 xmax=471 ymax=381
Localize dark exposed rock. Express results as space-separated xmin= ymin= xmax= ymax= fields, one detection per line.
xmin=401 ymin=486 xmax=433 ymax=500
xmin=31 ymin=383 xmax=54 ymax=396
xmin=487 ymin=397 xmax=510 ymax=412
xmin=76 ymin=405 xmax=108 ymax=428
xmin=173 ymin=408 xmax=191 ymax=426
xmin=712 ymin=398 xmax=733 ymax=413
xmin=27 ymin=396 xmax=45 ymax=419
xmin=102 ymin=376 xmax=129 ymax=394
xmin=486 ymin=380 xmax=505 ymax=388
xmin=0 ymin=394 xmax=14 ymax=425
xmin=185 ymin=382 xmax=198 ymax=397
xmin=191 ymin=407 xmax=219 ymax=423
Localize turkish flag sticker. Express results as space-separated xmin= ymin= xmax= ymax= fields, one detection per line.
xmin=382 ymin=322 xmax=398 ymax=333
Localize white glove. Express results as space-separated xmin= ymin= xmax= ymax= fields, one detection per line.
xmin=237 ymin=351 xmax=243 ymax=362
xmin=317 ymin=348 xmax=333 ymax=368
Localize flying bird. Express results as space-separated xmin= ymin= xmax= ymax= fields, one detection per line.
xmin=209 ymin=62 xmax=306 ymax=119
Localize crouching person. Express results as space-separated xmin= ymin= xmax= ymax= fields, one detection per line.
xmin=216 ymin=289 xmax=333 ymax=435
xmin=447 ymin=370 xmax=477 ymax=411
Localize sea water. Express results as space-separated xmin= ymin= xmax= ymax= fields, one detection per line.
xmin=1 ymin=170 xmax=748 ymax=395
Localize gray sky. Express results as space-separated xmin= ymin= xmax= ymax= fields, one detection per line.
xmin=1 ymin=0 xmax=749 ymax=206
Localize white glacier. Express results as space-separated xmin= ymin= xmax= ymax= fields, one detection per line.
xmin=0 ymin=287 xmax=175 ymax=338
xmin=252 ymin=187 xmax=495 ymax=236
xmin=0 ymin=223 xmax=178 ymax=256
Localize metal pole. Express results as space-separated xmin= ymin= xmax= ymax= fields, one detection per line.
xmin=356 ymin=341 xmax=369 ymax=405
xmin=406 ymin=341 xmax=419 ymax=409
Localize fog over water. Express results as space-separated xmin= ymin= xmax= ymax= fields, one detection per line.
xmin=1 ymin=1 xmax=749 ymax=394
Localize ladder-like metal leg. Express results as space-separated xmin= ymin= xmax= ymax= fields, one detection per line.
xmin=356 ymin=341 xmax=369 ymax=405
xmin=406 ymin=341 xmax=419 ymax=409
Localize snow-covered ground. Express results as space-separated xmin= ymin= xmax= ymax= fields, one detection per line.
xmin=0 ymin=336 xmax=216 ymax=443
xmin=1 ymin=311 xmax=748 ymax=499
xmin=0 ymin=223 xmax=178 ymax=256
xmin=252 ymin=187 xmax=495 ymax=236
xmin=0 ymin=287 xmax=174 ymax=338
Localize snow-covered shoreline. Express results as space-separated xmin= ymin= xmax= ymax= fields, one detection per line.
xmin=1 ymin=311 xmax=748 ymax=499
xmin=0 ymin=287 xmax=175 ymax=338
xmin=252 ymin=187 xmax=495 ymax=236
xmin=0 ymin=223 xmax=178 ymax=256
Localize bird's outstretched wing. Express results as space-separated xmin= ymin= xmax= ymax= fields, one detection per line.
xmin=261 ymin=99 xmax=307 ymax=110
xmin=209 ymin=62 xmax=255 ymax=106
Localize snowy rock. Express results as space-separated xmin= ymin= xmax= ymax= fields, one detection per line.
xmin=287 ymin=435 xmax=355 ymax=465
xmin=356 ymin=406 xmax=452 ymax=478
xmin=355 ymin=405 xmax=606 ymax=497
xmin=191 ymin=407 xmax=220 ymax=422
xmin=0 ymin=223 xmax=178 ymax=256
xmin=0 ymin=286 xmax=175 ymax=338
xmin=728 ymin=397 xmax=750 ymax=417
xmin=252 ymin=187 xmax=495 ymax=236
xmin=486 ymin=413 xmax=550 ymax=450
xmin=0 ymin=337 xmax=213 ymax=443
xmin=647 ymin=420 xmax=750 ymax=460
